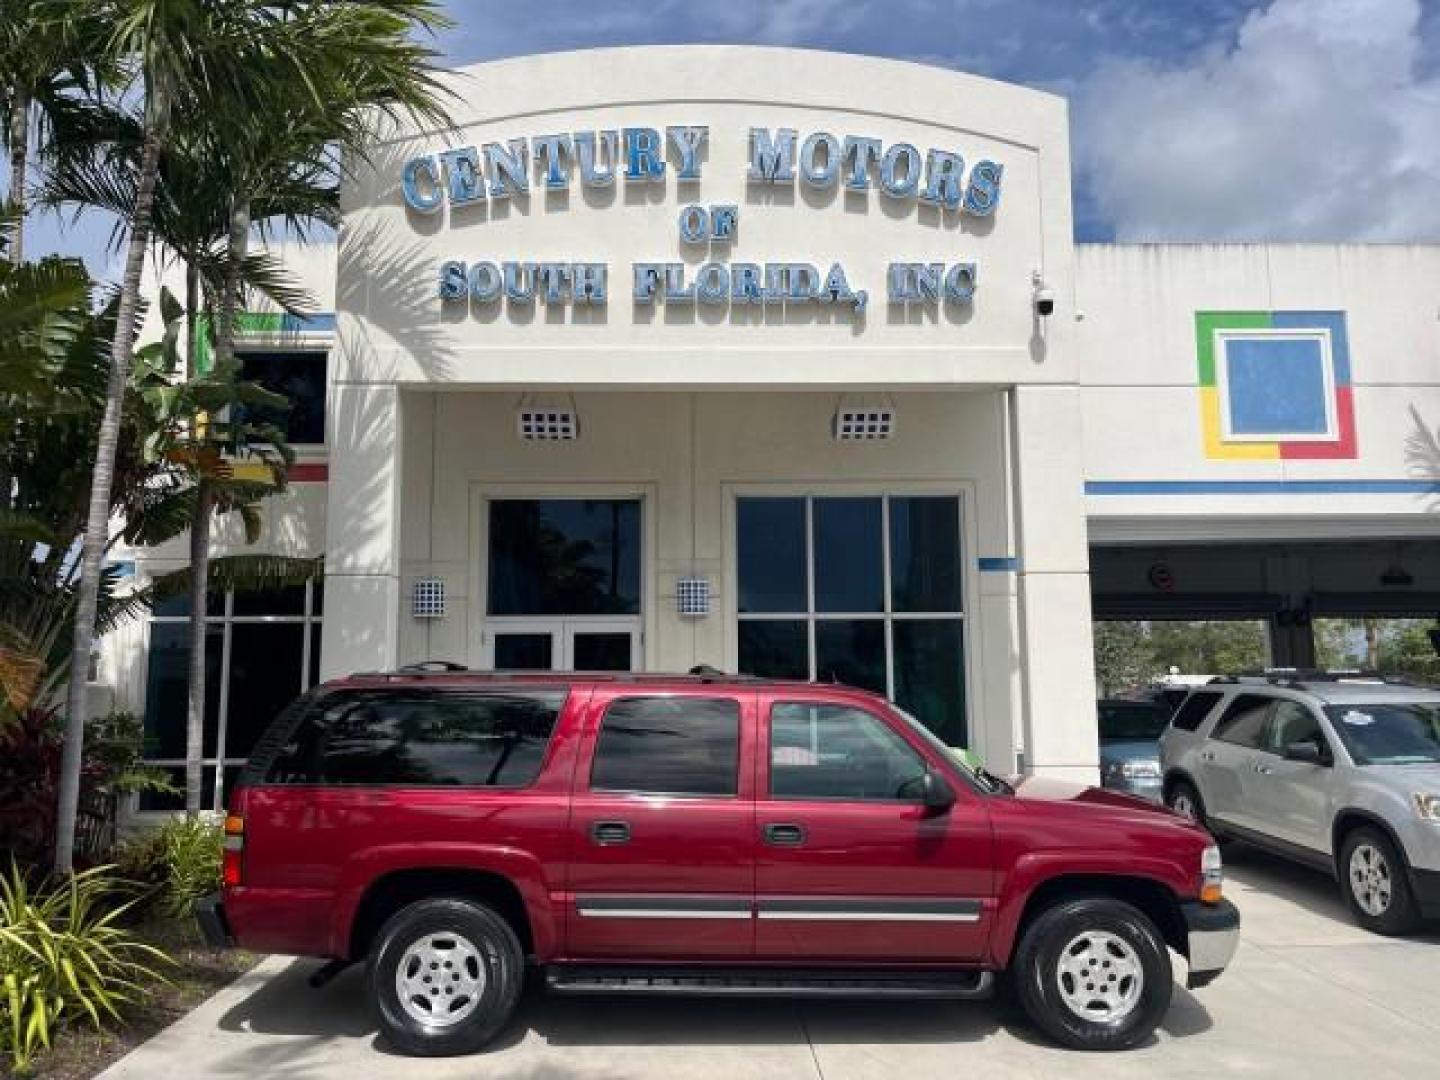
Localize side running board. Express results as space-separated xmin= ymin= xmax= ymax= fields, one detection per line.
xmin=545 ymin=967 xmax=994 ymax=999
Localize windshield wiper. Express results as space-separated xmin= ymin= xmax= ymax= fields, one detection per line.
xmin=975 ymin=766 xmax=1014 ymax=795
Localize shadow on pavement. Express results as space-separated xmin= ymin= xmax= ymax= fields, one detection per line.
xmin=217 ymin=958 xmax=1214 ymax=1059
xmin=1225 ymin=841 xmax=1440 ymax=943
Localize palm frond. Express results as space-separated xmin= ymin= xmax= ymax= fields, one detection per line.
xmin=150 ymin=555 xmax=323 ymax=603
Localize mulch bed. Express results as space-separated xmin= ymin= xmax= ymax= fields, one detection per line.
xmin=10 ymin=916 xmax=260 ymax=1080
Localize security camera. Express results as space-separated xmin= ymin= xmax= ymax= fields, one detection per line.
xmin=1034 ymin=284 xmax=1055 ymax=318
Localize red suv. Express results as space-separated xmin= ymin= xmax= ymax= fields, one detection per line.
xmin=197 ymin=668 xmax=1238 ymax=1053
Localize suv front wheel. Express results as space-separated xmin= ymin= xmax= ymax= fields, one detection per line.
xmin=1013 ymin=896 xmax=1173 ymax=1050
xmin=1339 ymin=827 xmax=1423 ymax=936
xmin=368 ymin=897 xmax=525 ymax=1055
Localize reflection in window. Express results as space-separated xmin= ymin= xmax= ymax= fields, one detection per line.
xmin=236 ymin=349 xmax=327 ymax=445
xmin=269 ymin=691 xmax=566 ymax=786
xmin=770 ymin=703 xmax=928 ymax=801
xmin=591 ymin=697 xmax=740 ymax=796
xmin=488 ymin=499 xmax=641 ymax=616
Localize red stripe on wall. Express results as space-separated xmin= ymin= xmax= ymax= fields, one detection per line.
xmin=289 ymin=462 xmax=329 ymax=482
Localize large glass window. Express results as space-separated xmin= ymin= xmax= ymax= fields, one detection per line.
xmin=236 ymin=349 xmax=328 ymax=445
xmin=736 ymin=494 xmax=967 ymax=745
xmin=140 ymin=581 xmax=324 ymax=811
xmin=590 ymin=697 xmax=740 ymax=797
xmin=488 ymin=499 xmax=641 ymax=616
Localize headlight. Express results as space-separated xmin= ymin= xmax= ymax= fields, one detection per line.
xmin=1200 ymin=844 xmax=1224 ymax=903
xmin=1105 ymin=759 xmax=1161 ymax=781
xmin=1413 ymin=793 xmax=1440 ymax=822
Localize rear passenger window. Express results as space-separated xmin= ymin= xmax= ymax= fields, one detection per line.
xmin=1171 ymin=691 xmax=1223 ymax=732
xmin=590 ymin=697 xmax=740 ymax=797
xmin=1211 ymin=694 xmax=1273 ymax=749
xmin=265 ymin=690 xmax=565 ymax=786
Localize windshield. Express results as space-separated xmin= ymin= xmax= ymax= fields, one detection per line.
xmin=1098 ymin=702 xmax=1169 ymax=742
xmin=1325 ymin=702 xmax=1440 ymax=765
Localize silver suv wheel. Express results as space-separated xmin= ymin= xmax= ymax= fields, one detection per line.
xmin=1054 ymin=930 xmax=1145 ymax=1024
xmin=1348 ymin=842 xmax=1393 ymax=917
xmin=394 ymin=932 xmax=487 ymax=1027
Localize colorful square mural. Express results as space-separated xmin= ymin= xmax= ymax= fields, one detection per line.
xmin=1195 ymin=310 xmax=1356 ymax=460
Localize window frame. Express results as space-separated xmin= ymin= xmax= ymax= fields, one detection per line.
xmin=764 ymin=700 xmax=933 ymax=805
xmin=728 ymin=487 xmax=973 ymax=744
xmin=587 ymin=694 xmax=744 ymax=799
xmin=1262 ymin=698 xmax=1330 ymax=758
xmin=139 ymin=579 xmax=324 ymax=813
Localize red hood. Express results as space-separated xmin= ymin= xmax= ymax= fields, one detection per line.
xmin=1007 ymin=774 xmax=1181 ymax=817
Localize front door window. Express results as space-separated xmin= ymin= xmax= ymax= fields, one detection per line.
xmin=737 ymin=495 xmax=967 ymax=744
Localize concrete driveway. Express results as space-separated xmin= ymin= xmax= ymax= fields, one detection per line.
xmin=101 ymin=846 xmax=1440 ymax=1079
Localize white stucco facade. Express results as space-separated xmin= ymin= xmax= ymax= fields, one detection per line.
xmin=110 ymin=47 xmax=1440 ymax=803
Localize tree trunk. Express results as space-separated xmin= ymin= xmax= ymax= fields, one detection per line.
xmin=185 ymin=480 xmax=214 ymax=813
xmin=185 ymin=261 xmax=199 ymax=380
xmin=191 ymin=195 xmax=248 ymax=814
xmin=54 ymin=124 xmax=164 ymax=876
xmin=6 ymin=89 xmax=27 ymax=263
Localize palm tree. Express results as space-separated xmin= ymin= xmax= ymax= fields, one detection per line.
xmin=54 ymin=0 xmax=328 ymax=873
xmin=0 ymin=1 xmax=110 ymax=263
xmin=54 ymin=1 xmax=451 ymax=867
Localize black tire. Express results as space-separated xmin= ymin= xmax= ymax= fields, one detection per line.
xmin=1165 ymin=779 xmax=1222 ymax=839
xmin=1338 ymin=827 xmax=1423 ymax=936
xmin=367 ymin=897 xmax=524 ymax=1056
xmin=1013 ymin=896 xmax=1173 ymax=1051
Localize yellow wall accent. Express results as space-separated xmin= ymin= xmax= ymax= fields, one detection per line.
xmin=1199 ymin=386 xmax=1279 ymax=460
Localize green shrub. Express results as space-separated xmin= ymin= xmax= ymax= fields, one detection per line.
xmin=157 ymin=817 xmax=223 ymax=918
xmin=0 ymin=862 xmax=171 ymax=1073
xmin=116 ymin=816 xmax=223 ymax=919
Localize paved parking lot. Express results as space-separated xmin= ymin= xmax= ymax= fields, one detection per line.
xmin=101 ymin=846 xmax=1440 ymax=1079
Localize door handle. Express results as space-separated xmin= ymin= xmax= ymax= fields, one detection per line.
xmin=1200 ymin=750 xmax=1215 ymax=763
xmin=590 ymin=820 xmax=631 ymax=846
xmin=763 ymin=823 xmax=806 ymax=846
xmin=1254 ymin=762 xmax=1274 ymax=775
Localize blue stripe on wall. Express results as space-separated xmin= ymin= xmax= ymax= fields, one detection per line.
xmin=279 ymin=313 xmax=337 ymax=333
xmin=1086 ymin=479 xmax=1440 ymax=496
xmin=978 ymin=556 xmax=1019 ymax=572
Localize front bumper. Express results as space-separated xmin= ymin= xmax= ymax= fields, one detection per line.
xmin=1181 ymin=899 xmax=1239 ymax=989
xmin=1101 ymin=776 xmax=1164 ymax=802
xmin=194 ymin=891 xmax=233 ymax=949
xmin=1411 ymin=867 xmax=1440 ymax=919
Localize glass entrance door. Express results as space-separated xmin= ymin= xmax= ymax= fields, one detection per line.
xmin=487 ymin=619 xmax=639 ymax=672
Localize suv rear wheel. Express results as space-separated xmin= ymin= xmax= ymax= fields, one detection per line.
xmin=368 ymin=897 xmax=524 ymax=1055
xmin=1339 ymin=827 xmax=1422 ymax=936
xmin=1014 ymin=896 xmax=1173 ymax=1050
xmin=1165 ymin=779 xmax=1220 ymax=837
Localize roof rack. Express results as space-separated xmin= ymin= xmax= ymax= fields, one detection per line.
xmin=1209 ymin=667 xmax=1431 ymax=690
xmin=346 ymin=663 xmax=834 ymax=688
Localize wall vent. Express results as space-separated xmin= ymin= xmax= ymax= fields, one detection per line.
xmin=411 ymin=576 xmax=446 ymax=618
xmin=517 ymin=408 xmax=579 ymax=441
xmin=833 ymin=407 xmax=895 ymax=441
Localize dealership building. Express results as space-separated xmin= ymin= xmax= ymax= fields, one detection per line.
xmin=106 ymin=47 xmax=1440 ymax=811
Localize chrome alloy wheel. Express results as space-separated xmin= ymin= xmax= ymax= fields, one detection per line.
xmin=394 ymin=932 xmax=487 ymax=1028
xmin=1348 ymin=843 xmax=1394 ymax=917
xmin=1055 ymin=930 xmax=1145 ymax=1024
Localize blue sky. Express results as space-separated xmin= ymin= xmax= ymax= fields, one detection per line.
xmin=24 ymin=0 xmax=1440 ymax=272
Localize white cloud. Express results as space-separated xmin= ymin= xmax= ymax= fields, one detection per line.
xmin=1075 ymin=0 xmax=1440 ymax=241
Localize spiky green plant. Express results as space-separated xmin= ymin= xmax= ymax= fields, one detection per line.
xmin=0 ymin=862 xmax=171 ymax=1072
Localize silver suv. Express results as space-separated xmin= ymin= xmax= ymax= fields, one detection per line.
xmin=1160 ymin=674 xmax=1440 ymax=935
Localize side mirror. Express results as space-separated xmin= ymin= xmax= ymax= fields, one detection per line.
xmin=919 ymin=770 xmax=956 ymax=814
xmin=1283 ymin=740 xmax=1326 ymax=765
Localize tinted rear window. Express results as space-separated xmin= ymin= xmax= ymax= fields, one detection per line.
xmin=1098 ymin=702 xmax=1169 ymax=741
xmin=590 ymin=697 xmax=740 ymax=796
xmin=1170 ymin=691 xmax=1223 ymax=732
xmin=265 ymin=689 xmax=565 ymax=786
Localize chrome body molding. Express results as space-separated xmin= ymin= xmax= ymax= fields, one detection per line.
xmin=574 ymin=895 xmax=985 ymax=923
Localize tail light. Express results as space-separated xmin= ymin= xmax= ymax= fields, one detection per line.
xmin=223 ymin=813 xmax=245 ymax=887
